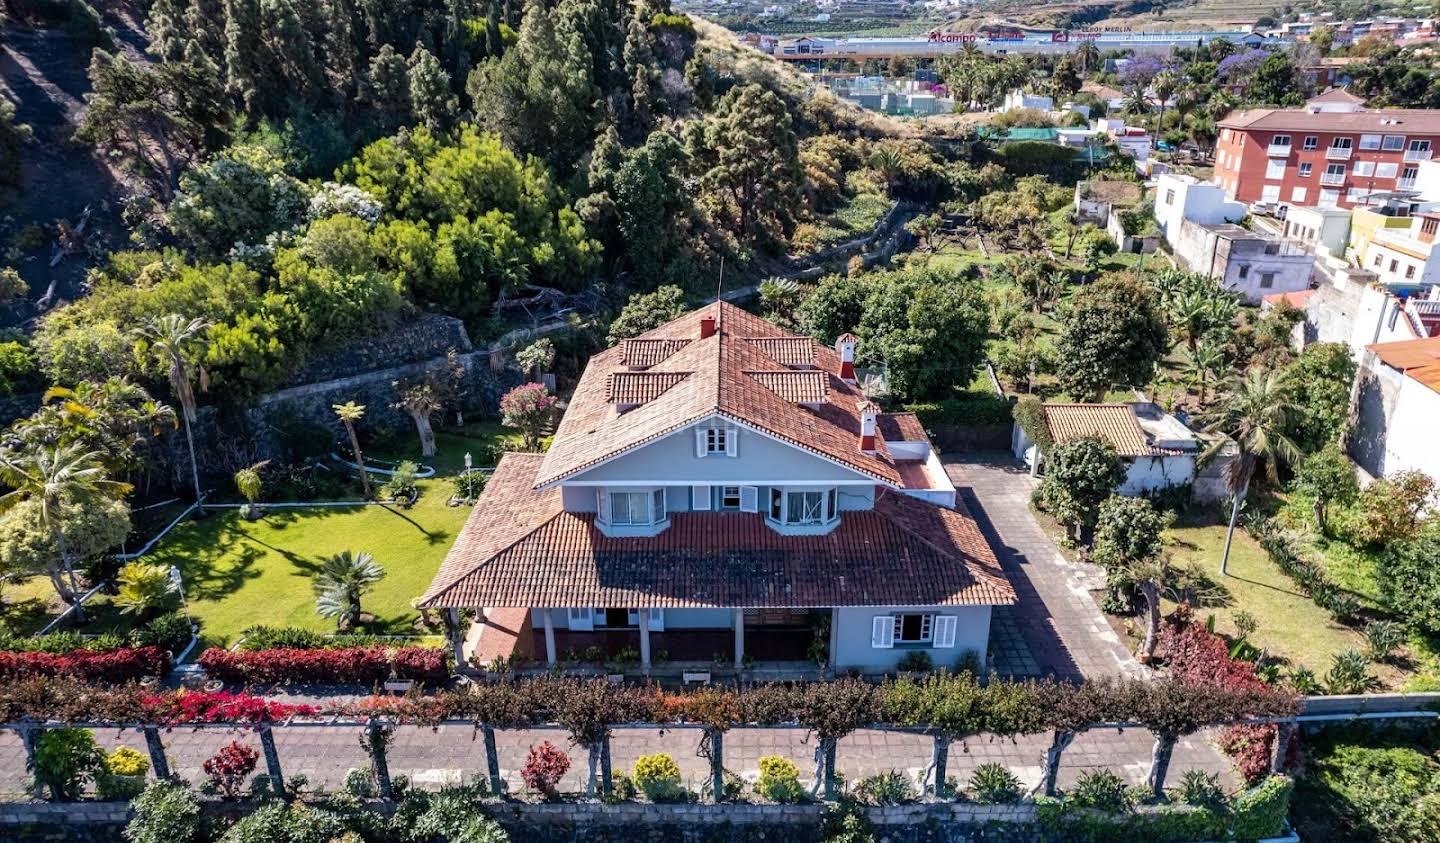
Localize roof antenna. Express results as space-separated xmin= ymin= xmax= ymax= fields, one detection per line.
xmin=715 ymin=256 xmax=725 ymax=302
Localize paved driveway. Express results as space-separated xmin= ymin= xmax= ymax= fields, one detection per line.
xmin=947 ymin=455 xmax=1148 ymax=682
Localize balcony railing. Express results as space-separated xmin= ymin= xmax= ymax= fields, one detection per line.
xmin=1398 ymin=178 xmax=1417 ymax=190
xmin=1404 ymin=148 xmax=1433 ymax=162
xmin=1266 ymin=143 xmax=1292 ymax=157
xmin=1320 ymin=173 xmax=1346 ymax=186
xmin=1326 ymin=147 xmax=1353 ymax=160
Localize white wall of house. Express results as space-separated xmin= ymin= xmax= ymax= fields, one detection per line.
xmin=1283 ymin=206 xmax=1351 ymax=258
xmin=1155 ymin=174 xmax=1246 ymax=242
xmin=566 ymin=418 xmax=873 ymax=486
xmin=832 ymin=605 xmax=991 ymax=672
xmin=1349 ymin=353 xmax=1440 ymax=484
xmin=1363 ymin=234 xmax=1440 ymax=289
xmin=1215 ymin=243 xmax=1315 ymax=303
xmin=1120 ymin=455 xmax=1196 ymax=495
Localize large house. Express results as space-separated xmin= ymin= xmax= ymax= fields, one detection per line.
xmin=1350 ymin=335 xmax=1440 ymax=485
xmin=420 ymin=303 xmax=1015 ymax=674
xmin=1214 ymin=107 xmax=1440 ymax=210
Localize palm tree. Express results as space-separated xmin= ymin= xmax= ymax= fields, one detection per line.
xmin=136 ymin=315 xmax=211 ymax=502
xmin=1151 ymin=71 xmax=1178 ymax=134
xmin=333 ymin=402 xmax=373 ymax=499
xmin=1076 ymin=41 xmax=1100 ymax=76
xmin=1203 ymin=369 xmax=1302 ymax=576
xmin=0 ymin=444 xmax=130 ymax=611
xmin=1123 ymin=87 xmax=1150 ymax=119
xmin=314 ymin=550 xmax=386 ymax=631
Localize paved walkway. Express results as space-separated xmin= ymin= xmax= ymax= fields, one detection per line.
xmin=0 ymin=722 xmax=1234 ymax=798
xmin=948 ymin=455 xmax=1148 ymax=682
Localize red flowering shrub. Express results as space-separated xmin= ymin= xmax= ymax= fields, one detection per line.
xmin=142 ymin=690 xmax=320 ymax=726
xmin=1163 ymin=622 xmax=1267 ymax=692
xmin=203 ymin=740 xmax=258 ymax=797
xmin=1219 ymin=724 xmax=1275 ymax=785
xmin=521 ymin=741 xmax=570 ymax=799
xmin=197 ymin=646 xmax=449 ymax=685
xmin=0 ymin=646 xmax=169 ymax=683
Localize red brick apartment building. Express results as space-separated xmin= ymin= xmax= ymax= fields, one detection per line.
xmin=1215 ymin=108 xmax=1440 ymax=209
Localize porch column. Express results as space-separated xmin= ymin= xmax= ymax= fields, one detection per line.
xmin=543 ymin=610 xmax=557 ymax=666
xmin=638 ymin=609 xmax=652 ymax=673
xmin=733 ymin=608 xmax=745 ymax=669
xmin=447 ymin=608 xmax=464 ymax=669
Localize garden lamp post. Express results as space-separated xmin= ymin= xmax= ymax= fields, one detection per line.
xmin=169 ymin=565 xmax=192 ymax=625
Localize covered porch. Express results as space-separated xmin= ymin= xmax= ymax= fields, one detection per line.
xmin=459 ymin=607 xmax=826 ymax=674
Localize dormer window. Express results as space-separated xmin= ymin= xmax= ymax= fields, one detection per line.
xmin=597 ymin=487 xmax=668 ymax=535
xmin=768 ymin=486 xmax=839 ymax=530
xmin=696 ymin=425 xmax=736 ymax=457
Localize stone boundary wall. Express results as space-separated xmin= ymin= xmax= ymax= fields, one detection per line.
xmin=928 ymin=423 xmax=1014 ymax=453
xmin=287 ymin=313 xmax=475 ymax=386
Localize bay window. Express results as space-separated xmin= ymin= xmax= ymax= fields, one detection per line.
xmin=767 ymin=486 xmax=840 ymax=530
xmin=598 ymin=487 xmax=667 ymax=532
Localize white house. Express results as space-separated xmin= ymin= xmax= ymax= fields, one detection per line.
xmin=1002 ymin=89 xmax=1053 ymax=112
xmin=1156 ymin=173 xmax=1316 ymax=303
xmin=1011 ymin=402 xmax=1229 ymax=502
xmin=1350 ymin=335 xmax=1440 ymax=484
xmin=1304 ymin=88 xmax=1367 ymax=113
xmin=421 ymin=304 xmax=1015 ymax=675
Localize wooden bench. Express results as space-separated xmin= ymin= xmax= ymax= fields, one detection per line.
xmin=682 ymin=671 xmax=711 ymax=685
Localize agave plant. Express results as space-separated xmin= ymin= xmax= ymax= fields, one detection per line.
xmin=313 ymin=550 xmax=386 ymax=631
xmin=1324 ymin=650 xmax=1378 ymax=695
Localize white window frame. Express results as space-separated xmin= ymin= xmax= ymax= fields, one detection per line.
xmin=1264 ymin=160 xmax=1286 ymax=180
xmin=1360 ymin=134 xmax=1382 ymax=150
xmin=720 ymin=485 xmax=743 ymax=510
xmin=696 ymin=425 xmax=737 ymax=457
xmin=567 ymin=608 xmax=594 ymax=631
xmin=893 ymin=613 xmax=934 ymax=644
xmin=1291 ymin=186 xmax=1307 ymax=202
xmin=600 ymin=488 xmax=667 ymax=527
xmin=1261 ymin=184 xmax=1281 ymax=202
xmin=871 ymin=616 xmax=895 ymax=648
xmin=692 ymin=485 xmax=712 ymax=511
xmin=1299 ymin=162 xmax=1312 ymax=177
xmin=767 ymin=486 xmax=840 ymax=529
xmin=1376 ymin=162 xmax=1398 ymax=178
xmin=1382 ymin=134 xmax=1407 ymax=151
xmin=933 ymin=615 xmax=958 ymax=649
xmin=1354 ymin=160 xmax=1375 ymax=177
xmin=1331 ymin=137 xmax=1353 ymax=150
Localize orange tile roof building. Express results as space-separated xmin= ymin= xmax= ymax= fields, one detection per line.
xmin=1215 ymin=107 xmax=1440 ymax=210
xmin=422 ymin=303 xmax=1014 ymax=674
xmin=1351 ymin=335 xmax=1440 ymax=486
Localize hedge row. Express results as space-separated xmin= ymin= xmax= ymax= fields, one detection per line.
xmin=0 ymin=646 xmax=170 ymax=683
xmin=1248 ymin=516 xmax=1361 ymax=623
xmin=238 ymin=625 xmax=441 ymax=652
xmin=0 ymin=672 xmax=1298 ymax=740
xmin=906 ymin=394 xmax=1013 ymax=427
xmin=1035 ymin=775 xmax=1293 ymax=843
xmin=198 ymin=646 xmax=451 ymax=685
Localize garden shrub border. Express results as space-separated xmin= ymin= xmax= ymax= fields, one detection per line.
xmin=197 ymin=646 xmax=450 ymax=685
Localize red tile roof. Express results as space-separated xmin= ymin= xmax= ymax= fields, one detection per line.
xmin=420 ymin=453 xmax=1014 ymax=610
xmin=877 ymin=412 xmax=927 ymax=442
xmin=1043 ymin=403 xmax=1187 ymax=457
xmin=1368 ymin=336 xmax=1440 ymax=392
xmin=621 ymin=338 xmax=691 ymax=368
xmin=1307 ymin=88 xmax=1365 ymax=104
xmin=748 ymin=370 xmax=829 ymax=404
xmin=533 ymin=302 xmax=914 ymax=488
xmin=607 ymin=371 xmax=691 ymax=404
xmin=1219 ymin=107 xmax=1440 ymax=133
xmin=745 ymin=337 xmax=816 ymax=367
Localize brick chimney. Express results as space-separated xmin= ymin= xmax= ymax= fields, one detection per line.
xmin=700 ymin=314 xmax=717 ymax=339
xmin=857 ymin=400 xmax=879 ymax=454
xmin=835 ymin=333 xmax=858 ymax=383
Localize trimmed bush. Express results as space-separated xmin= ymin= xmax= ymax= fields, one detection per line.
xmin=197 ymin=645 xmax=449 ymax=685
xmin=1068 ymin=769 xmax=1134 ymax=813
xmin=1231 ymin=775 xmax=1294 ymax=840
xmin=969 ymin=762 xmax=1023 ymax=804
xmin=632 ymin=752 xmax=685 ymax=803
xmin=906 ymin=394 xmax=1013 ymax=426
xmin=0 ymin=646 xmax=170 ymax=683
xmin=521 ymin=741 xmax=569 ymax=800
xmin=756 ymin=755 xmax=805 ymax=804
xmin=203 ymin=740 xmax=258 ymax=798
xmin=33 ymin=727 xmax=103 ymax=801
xmin=124 ymin=781 xmax=204 ymax=843
xmin=98 ymin=745 xmax=149 ymax=800
xmin=129 ymin=612 xmax=196 ymax=656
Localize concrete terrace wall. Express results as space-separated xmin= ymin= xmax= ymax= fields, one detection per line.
xmin=0 ymin=798 xmax=1043 ymax=843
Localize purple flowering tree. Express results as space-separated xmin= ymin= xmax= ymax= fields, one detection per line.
xmin=1218 ymin=49 xmax=1269 ymax=82
xmin=1119 ymin=54 xmax=1171 ymax=91
xmin=500 ymin=383 xmax=558 ymax=451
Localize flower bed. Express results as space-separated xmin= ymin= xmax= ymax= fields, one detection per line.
xmin=0 ymin=646 xmax=170 ymax=683
xmin=198 ymin=646 xmax=450 ymax=685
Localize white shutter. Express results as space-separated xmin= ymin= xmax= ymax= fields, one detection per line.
xmin=596 ymin=489 xmax=610 ymax=523
xmin=871 ymin=615 xmax=895 ymax=649
xmin=725 ymin=426 xmax=737 ymax=457
xmin=695 ymin=428 xmax=707 ymax=457
xmin=647 ymin=608 xmax=665 ymax=631
xmin=933 ymin=615 xmax=958 ymax=649
xmin=692 ymin=485 xmax=712 ymax=511
xmin=567 ymin=608 xmax=593 ymax=631
xmin=739 ymin=486 xmax=758 ymax=513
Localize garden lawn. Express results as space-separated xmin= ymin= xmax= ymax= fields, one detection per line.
xmin=1162 ymin=517 xmax=1385 ymax=683
xmin=135 ymin=428 xmax=513 ymax=648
